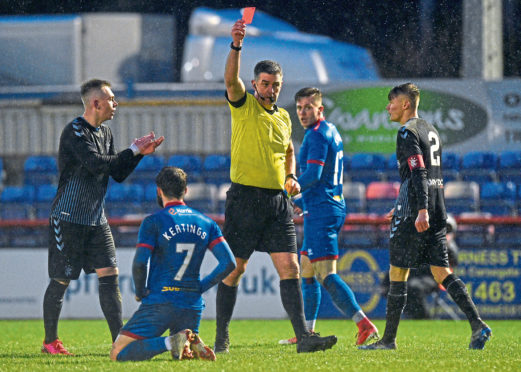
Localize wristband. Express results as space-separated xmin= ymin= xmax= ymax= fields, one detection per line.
xmin=285 ymin=173 xmax=298 ymax=182
xmin=230 ymin=42 xmax=242 ymax=51
xmin=129 ymin=143 xmax=140 ymax=155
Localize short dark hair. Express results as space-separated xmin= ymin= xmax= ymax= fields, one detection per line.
xmin=294 ymin=87 xmax=322 ymax=104
xmin=155 ymin=166 xmax=187 ymax=200
xmin=80 ymin=78 xmax=111 ymax=101
xmin=388 ymin=82 xmax=420 ymax=108
xmin=254 ymin=60 xmax=282 ymax=80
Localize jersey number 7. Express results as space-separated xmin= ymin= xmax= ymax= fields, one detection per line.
xmin=174 ymin=243 xmax=195 ymax=280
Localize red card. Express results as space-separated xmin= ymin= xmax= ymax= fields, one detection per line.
xmin=242 ymin=7 xmax=256 ymax=24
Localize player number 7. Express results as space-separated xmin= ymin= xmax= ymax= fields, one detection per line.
xmin=174 ymin=243 xmax=195 ymax=280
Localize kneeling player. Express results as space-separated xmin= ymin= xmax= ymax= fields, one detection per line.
xmin=110 ymin=167 xmax=236 ymax=361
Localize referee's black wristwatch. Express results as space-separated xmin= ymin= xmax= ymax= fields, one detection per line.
xmin=285 ymin=173 xmax=298 ymax=182
xmin=230 ymin=42 xmax=242 ymax=51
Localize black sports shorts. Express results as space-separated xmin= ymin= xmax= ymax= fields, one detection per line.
xmin=48 ymin=217 xmax=117 ymax=280
xmin=223 ymin=183 xmax=297 ymax=260
xmin=389 ymin=215 xmax=449 ymax=269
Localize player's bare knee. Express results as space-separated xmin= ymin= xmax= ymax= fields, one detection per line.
xmin=96 ymin=266 xmax=119 ymax=278
xmin=53 ymin=278 xmax=70 ymax=286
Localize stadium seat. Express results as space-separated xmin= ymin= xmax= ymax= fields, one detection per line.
xmin=216 ymin=183 xmax=231 ymax=214
xmin=141 ymin=183 xmax=160 ymax=215
xmin=342 ymin=154 xmax=351 ymax=173
xmin=365 ymin=181 xmax=399 ymax=215
xmin=0 ymin=185 xmax=35 ymax=219
xmin=444 ymin=181 xmax=479 ymax=215
xmin=494 ymin=224 xmax=521 ymax=248
xmin=442 ymin=152 xmax=460 ymax=182
xmin=343 ymin=181 xmax=366 ymax=213
xmin=479 ymin=182 xmax=516 ymax=216
xmin=168 ymin=154 xmax=203 ymax=182
xmin=497 ymin=151 xmax=521 ymax=184
xmin=459 ymin=151 xmax=497 ymax=184
xmin=202 ymin=154 xmax=231 ymax=186
xmin=105 ymin=183 xmax=144 ymax=217
xmin=185 ymin=182 xmax=217 ymax=214
xmin=383 ymin=153 xmax=400 ymax=182
xmin=34 ymin=184 xmax=57 ymax=219
xmin=23 ymin=155 xmax=58 ymax=186
xmin=348 ymin=153 xmax=386 ymax=185
xmin=454 ymin=212 xmax=492 ymax=248
xmin=127 ymin=155 xmax=165 ymax=185
xmin=339 ymin=220 xmax=380 ymax=248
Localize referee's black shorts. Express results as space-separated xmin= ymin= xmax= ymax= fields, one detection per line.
xmin=389 ymin=215 xmax=449 ymax=269
xmin=223 ymin=183 xmax=297 ymax=260
xmin=48 ymin=218 xmax=117 ymax=280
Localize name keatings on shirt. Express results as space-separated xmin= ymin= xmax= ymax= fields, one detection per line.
xmin=427 ymin=178 xmax=444 ymax=187
xmin=162 ymin=223 xmax=207 ymax=241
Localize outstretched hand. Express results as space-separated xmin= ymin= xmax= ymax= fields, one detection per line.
xmin=133 ymin=131 xmax=164 ymax=155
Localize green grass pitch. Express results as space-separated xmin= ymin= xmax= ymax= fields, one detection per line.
xmin=1 ymin=319 xmax=519 ymax=371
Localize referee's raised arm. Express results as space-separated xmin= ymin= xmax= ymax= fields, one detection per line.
xmin=225 ymin=19 xmax=246 ymax=102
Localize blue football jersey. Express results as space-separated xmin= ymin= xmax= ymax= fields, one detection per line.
xmin=298 ymin=119 xmax=346 ymax=217
xmin=137 ymin=201 xmax=226 ymax=308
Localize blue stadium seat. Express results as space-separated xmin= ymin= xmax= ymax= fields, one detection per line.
xmin=35 ymin=184 xmax=57 ymax=218
xmin=342 ymin=155 xmax=351 ymax=173
xmin=442 ymin=152 xmax=460 ymax=182
xmin=202 ymin=154 xmax=231 ymax=186
xmin=168 ymin=154 xmax=203 ymax=181
xmin=479 ymin=182 xmax=516 ymax=216
xmin=348 ymin=153 xmax=386 ymax=185
xmin=384 ymin=153 xmax=400 ymax=182
xmin=494 ymin=224 xmax=521 ymax=248
xmin=141 ymin=183 xmax=160 ymax=215
xmin=23 ymin=155 xmax=58 ymax=186
xmin=339 ymin=224 xmax=380 ymax=248
xmin=343 ymin=182 xmax=366 ymax=213
xmin=127 ymin=155 xmax=165 ymax=185
xmin=105 ymin=183 xmax=144 ymax=216
xmin=497 ymin=151 xmax=521 ymax=184
xmin=460 ymin=151 xmax=497 ymax=184
xmin=365 ymin=181 xmax=399 ymax=215
xmin=444 ymin=181 xmax=479 ymax=215
xmin=0 ymin=185 xmax=35 ymax=219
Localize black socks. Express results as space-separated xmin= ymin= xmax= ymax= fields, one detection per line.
xmin=280 ymin=279 xmax=307 ymax=341
xmin=382 ymin=281 xmax=407 ymax=344
xmin=98 ymin=275 xmax=123 ymax=342
xmin=43 ymin=280 xmax=68 ymax=344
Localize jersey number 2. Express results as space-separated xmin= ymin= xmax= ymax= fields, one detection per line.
xmin=428 ymin=131 xmax=440 ymax=166
xmin=174 ymin=243 xmax=195 ymax=280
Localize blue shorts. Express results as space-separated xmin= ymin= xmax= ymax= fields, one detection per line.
xmin=301 ymin=213 xmax=345 ymax=263
xmin=120 ymin=303 xmax=202 ymax=340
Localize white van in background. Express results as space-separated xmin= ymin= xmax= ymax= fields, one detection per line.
xmin=181 ymin=7 xmax=380 ymax=84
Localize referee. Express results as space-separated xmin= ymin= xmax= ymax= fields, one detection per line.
xmin=42 ymin=79 xmax=164 ymax=355
xmin=213 ymin=19 xmax=337 ymax=354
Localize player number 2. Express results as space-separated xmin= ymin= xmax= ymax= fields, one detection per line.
xmin=174 ymin=243 xmax=195 ymax=280
xmin=428 ymin=131 xmax=440 ymax=166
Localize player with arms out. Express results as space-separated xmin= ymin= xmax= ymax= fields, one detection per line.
xmin=214 ymin=19 xmax=337 ymax=354
xmin=110 ymin=167 xmax=236 ymax=362
xmin=359 ymin=83 xmax=491 ymax=350
xmin=280 ymin=87 xmax=379 ymax=346
xmin=42 ymin=79 xmax=163 ymax=355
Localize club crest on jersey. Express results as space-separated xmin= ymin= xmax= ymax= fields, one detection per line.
xmin=407 ymin=154 xmax=425 ymax=170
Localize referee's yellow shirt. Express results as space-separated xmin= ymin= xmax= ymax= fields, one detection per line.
xmin=228 ymin=92 xmax=292 ymax=190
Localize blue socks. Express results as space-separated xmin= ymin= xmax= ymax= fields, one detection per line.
xmin=302 ymin=277 xmax=321 ymax=330
xmin=116 ymin=337 xmax=167 ymax=361
xmin=323 ymin=273 xmax=361 ymax=318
